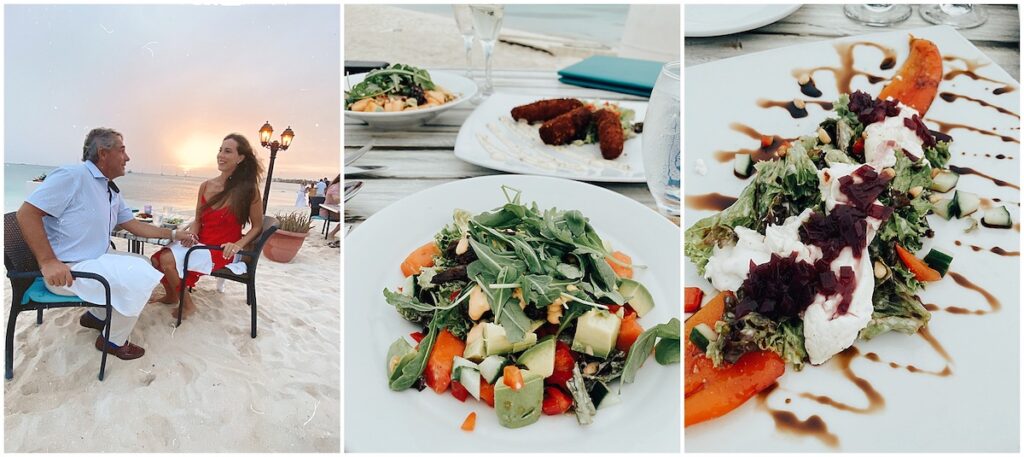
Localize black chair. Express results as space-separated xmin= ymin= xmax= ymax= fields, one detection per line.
xmin=177 ymin=216 xmax=279 ymax=337
xmin=4 ymin=212 xmax=115 ymax=381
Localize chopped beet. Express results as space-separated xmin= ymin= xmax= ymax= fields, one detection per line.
xmin=866 ymin=204 xmax=894 ymax=220
xmin=800 ymin=206 xmax=871 ymax=263
xmin=838 ymin=165 xmax=893 ymax=211
xmin=847 ymin=90 xmax=901 ymax=126
xmin=736 ymin=253 xmax=819 ymax=319
xmin=903 ymin=114 xmax=937 ymax=148
xmin=836 ymin=266 xmax=857 ymax=315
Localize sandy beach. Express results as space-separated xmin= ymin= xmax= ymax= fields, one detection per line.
xmin=3 ymin=211 xmax=340 ymax=452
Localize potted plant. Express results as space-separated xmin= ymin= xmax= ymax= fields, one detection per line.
xmin=263 ymin=210 xmax=314 ymax=263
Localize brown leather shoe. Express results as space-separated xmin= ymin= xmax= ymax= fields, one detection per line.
xmin=79 ymin=312 xmax=105 ymax=331
xmin=94 ymin=336 xmax=145 ymax=360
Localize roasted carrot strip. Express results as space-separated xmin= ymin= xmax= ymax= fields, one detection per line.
xmin=895 ymin=244 xmax=942 ymax=282
xmin=878 ymin=36 xmax=943 ymax=116
xmin=685 ymin=350 xmax=785 ymax=427
xmin=684 ymin=291 xmax=786 ymax=426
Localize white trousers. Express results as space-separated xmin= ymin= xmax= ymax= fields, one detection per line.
xmin=44 ymin=251 xmax=156 ymax=345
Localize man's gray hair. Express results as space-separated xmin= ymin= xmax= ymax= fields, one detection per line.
xmin=82 ymin=128 xmax=123 ymax=162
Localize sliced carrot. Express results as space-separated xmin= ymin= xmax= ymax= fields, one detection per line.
xmin=616 ymin=313 xmax=644 ymax=352
xmin=503 ymin=365 xmax=524 ymax=391
xmin=460 ymin=412 xmax=477 ymax=432
xmin=400 ymin=241 xmax=441 ymax=277
xmin=878 ymin=36 xmax=943 ymax=116
xmin=479 ymin=378 xmax=496 ymax=407
xmin=424 ymin=329 xmax=466 ymax=394
xmin=684 ymin=287 xmax=704 ymax=313
xmin=684 ymin=350 xmax=785 ymax=427
xmin=605 ymin=251 xmax=633 ymax=279
xmin=895 ymin=244 xmax=941 ymax=282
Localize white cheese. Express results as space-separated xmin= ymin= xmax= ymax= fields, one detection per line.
xmin=802 ymin=245 xmax=875 ymax=365
xmin=703 ymin=210 xmax=818 ymax=292
xmin=863 ymin=102 xmax=925 ymax=168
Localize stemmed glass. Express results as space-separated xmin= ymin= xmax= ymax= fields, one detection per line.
xmin=452 ymin=5 xmax=476 ymax=80
xmin=843 ymin=4 xmax=912 ymax=26
xmin=469 ymin=4 xmax=505 ymax=97
xmin=641 ymin=62 xmax=681 ymax=223
xmin=920 ymin=4 xmax=988 ymax=29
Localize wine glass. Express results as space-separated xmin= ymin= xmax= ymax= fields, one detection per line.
xmin=469 ymin=4 xmax=505 ymax=97
xmin=641 ymin=62 xmax=681 ymax=222
xmin=920 ymin=4 xmax=988 ymax=29
xmin=843 ymin=4 xmax=912 ymax=26
xmin=452 ymin=5 xmax=476 ymax=80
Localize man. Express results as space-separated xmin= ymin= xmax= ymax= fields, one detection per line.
xmin=315 ymin=178 xmax=327 ymax=198
xmin=310 ymin=178 xmax=328 ymax=218
xmin=17 ymin=128 xmax=195 ymax=360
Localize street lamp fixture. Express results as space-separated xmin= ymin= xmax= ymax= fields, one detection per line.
xmin=258 ymin=121 xmax=294 ymax=211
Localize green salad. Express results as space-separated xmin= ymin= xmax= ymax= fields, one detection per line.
xmin=685 ymin=90 xmax=973 ymax=369
xmin=384 ymin=187 xmax=679 ymax=429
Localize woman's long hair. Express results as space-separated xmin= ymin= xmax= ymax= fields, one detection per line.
xmin=331 ymin=174 xmax=340 ymax=185
xmin=202 ymin=133 xmax=264 ymax=223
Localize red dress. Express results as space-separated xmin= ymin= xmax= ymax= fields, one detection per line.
xmin=153 ymin=195 xmax=244 ymax=288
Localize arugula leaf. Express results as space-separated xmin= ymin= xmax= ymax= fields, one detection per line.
xmin=388 ymin=311 xmax=441 ymax=391
xmin=621 ymin=318 xmax=681 ymax=384
xmin=520 ymin=274 xmax=563 ymax=307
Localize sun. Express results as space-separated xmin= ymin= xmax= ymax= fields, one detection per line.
xmin=175 ymin=134 xmax=222 ymax=172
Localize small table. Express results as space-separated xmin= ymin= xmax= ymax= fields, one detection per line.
xmin=111 ymin=229 xmax=171 ymax=255
xmin=319 ymin=203 xmax=341 ymax=239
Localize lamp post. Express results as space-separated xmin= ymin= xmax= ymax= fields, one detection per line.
xmin=258 ymin=121 xmax=294 ymax=212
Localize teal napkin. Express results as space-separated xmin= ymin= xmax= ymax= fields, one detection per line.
xmin=557 ymin=55 xmax=666 ymax=97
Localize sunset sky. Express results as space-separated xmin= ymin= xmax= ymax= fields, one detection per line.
xmin=4 ymin=4 xmax=339 ymax=179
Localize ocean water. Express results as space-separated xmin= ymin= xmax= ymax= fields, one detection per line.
xmin=4 ymin=163 xmax=308 ymax=216
xmin=396 ymin=5 xmax=628 ymax=46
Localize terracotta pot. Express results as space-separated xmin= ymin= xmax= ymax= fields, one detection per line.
xmin=262 ymin=229 xmax=310 ymax=263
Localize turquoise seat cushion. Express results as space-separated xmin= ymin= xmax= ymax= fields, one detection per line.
xmin=22 ymin=277 xmax=85 ymax=305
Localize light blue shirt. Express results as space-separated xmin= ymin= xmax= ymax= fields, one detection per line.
xmin=315 ymin=181 xmax=327 ymax=197
xmin=25 ymin=161 xmax=133 ymax=263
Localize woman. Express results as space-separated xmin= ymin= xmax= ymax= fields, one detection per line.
xmin=321 ymin=175 xmax=341 ymax=247
xmin=151 ymin=133 xmax=264 ymax=319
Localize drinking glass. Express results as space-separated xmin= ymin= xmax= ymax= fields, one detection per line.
xmin=641 ymin=62 xmax=681 ymax=222
xmin=843 ymin=4 xmax=912 ymax=26
xmin=469 ymin=4 xmax=505 ymax=97
xmin=452 ymin=5 xmax=476 ymax=80
xmin=920 ymin=4 xmax=988 ymax=29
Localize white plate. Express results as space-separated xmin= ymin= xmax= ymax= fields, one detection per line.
xmin=345 ymin=175 xmax=680 ymax=452
xmin=344 ymin=70 xmax=477 ymax=129
xmin=454 ymin=93 xmax=648 ymax=183
xmin=685 ymin=26 xmax=1020 ymax=452
xmin=685 ymin=4 xmax=801 ymax=38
